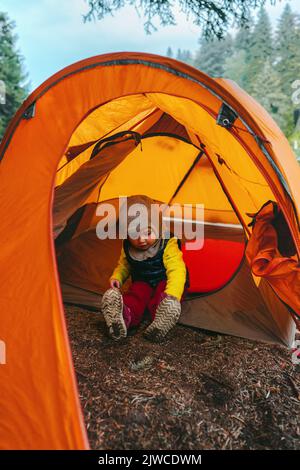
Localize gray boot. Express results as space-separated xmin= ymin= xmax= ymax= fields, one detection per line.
xmin=144 ymin=295 xmax=181 ymax=342
xmin=101 ymin=288 xmax=127 ymax=341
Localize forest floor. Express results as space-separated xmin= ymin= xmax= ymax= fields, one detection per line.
xmin=65 ymin=304 xmax=300 ymax=450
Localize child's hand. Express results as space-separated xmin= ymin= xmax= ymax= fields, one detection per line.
xmin=110 ymin=279 xmax=121 ymax=289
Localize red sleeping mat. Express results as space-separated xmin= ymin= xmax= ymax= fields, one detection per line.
xmin=182 ymin=238 xmax=245 ymax=293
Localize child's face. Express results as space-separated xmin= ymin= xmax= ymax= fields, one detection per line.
xmin=128 ymin=226 xmax=158 ymax=250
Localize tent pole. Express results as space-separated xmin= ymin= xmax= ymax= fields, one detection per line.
xmin=168 ymin=147 xmax=205 ymax=204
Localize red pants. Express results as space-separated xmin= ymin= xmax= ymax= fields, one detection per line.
xmin=122 ymin=280 xmax=185 ymax=328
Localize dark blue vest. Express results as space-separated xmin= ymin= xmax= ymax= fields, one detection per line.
xmin=123 ymin=238 xmax=189 ymax=289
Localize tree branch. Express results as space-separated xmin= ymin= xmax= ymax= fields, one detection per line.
xmin=83 ymin=0 xmax=277 ymax=38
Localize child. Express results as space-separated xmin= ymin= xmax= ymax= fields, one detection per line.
xmin=101 ymin=196 xmax=188 ymax=342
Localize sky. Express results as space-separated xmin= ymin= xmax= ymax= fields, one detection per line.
xmin=1 ymin=0 xmax=300 ymax=90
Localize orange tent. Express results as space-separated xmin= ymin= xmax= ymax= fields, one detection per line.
xmin=0 ymin=52 xmax=300 ymax=450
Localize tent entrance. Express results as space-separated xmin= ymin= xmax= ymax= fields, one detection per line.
xmin=53 ymin=107 xmax=294 ymax=347
xmin=54 ymin=131 xmax=246 ymax=298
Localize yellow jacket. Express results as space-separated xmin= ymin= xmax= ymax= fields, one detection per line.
xmin=110 ymin=237 xmax=187 ymax=300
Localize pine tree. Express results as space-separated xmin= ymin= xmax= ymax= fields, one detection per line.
xmin=246 ymin=7 xmax=274 ymax=92
xmin=251 ymin=60 xmax=289 ymax=130
xmin=235 ymin=21 xmax=253 ymax=53
xmin=275 ymin=4 xmax=300 ymax=134
xmin=193 ymin=4 xmax=300 ymax=139
xmin=176 ymin=48 xmax=182 ymax=61
xmin=176 ymin=49 xmax=193 ymax=65
xmin=0 ymin=12 xmax=28 ymax=139
xmin=166 ymin=46 xmax=173 ymax=58
xmin=194 ymin=34 xmax=233 ymax=77
xmin=275 ymin=4 xmax=300 ymax=95
xmin=223 ymin=17 xmax=254 ymax=89
xmin=223 ymin=49 xmax=248 ymax=88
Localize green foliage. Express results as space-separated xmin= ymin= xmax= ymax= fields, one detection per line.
xmin=274 ymin=3 xmax=300 ymax=135
xmin=166 ymin=46 xmax=173 ymax=58
xmin=245 ymin=6 xmax=274 ymax=93
xmin=251 ymin=60 xmax=289 ymax=129
xmin=275 ymin=4 xmax=300 ymax=96
xmin=193 ymin=5 xmax=300 ymax=138
xmin=84 ymin=0 xmax=275 ymax=39
xmin=223 ymin=49 xmax=248 ymax=89
xmin=176 ymin=48 xmax=193 ymax=65
xmin=234 ymin=18 xmax=253 ymax=52
xmin=0 ymin=12 xmax=28 ymax=140
xmin=194 ymin=34 xmax=233 ymax=77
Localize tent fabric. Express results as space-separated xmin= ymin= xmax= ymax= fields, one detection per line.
xmin=215 ymin=78 xmax=300 ymax=249
xmin=53 ymin=132 xmax=140 ymax=238
xmin=142 ymin=93 xmax=276 ymax=231
xmin=96 ymin=134 xmax=201 ymax=204
xmin=0 ymin=52 xmax=300 ymax=450
xmin=246 ymin=201 xmax=300 ymax=316
xmin=215 ymin=78 xmax=300 ymax=221
xmin=180 ymin=259 xmax=295 ymax=346
xmin=56 ymin=95 xmax=161 ymax=184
